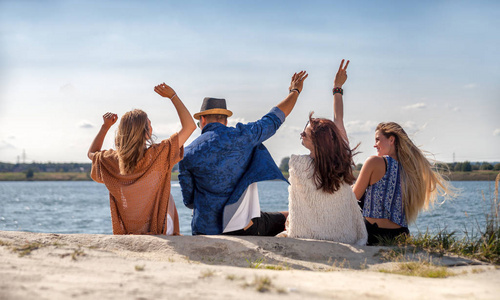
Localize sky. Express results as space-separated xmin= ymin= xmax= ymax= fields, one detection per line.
xmin=0 ymin=0 xmax=499 ymax=165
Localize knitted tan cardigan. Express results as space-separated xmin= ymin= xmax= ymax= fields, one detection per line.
xmin=91 ymin=133 xmax=182 ymax=235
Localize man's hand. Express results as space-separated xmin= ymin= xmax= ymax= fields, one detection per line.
xmin=334 ymin=59 xmax=349 ymax=88
xmin=102 ymin=112 xmax=118 ymax=128
xmin=154 ymin=83 xmax=177 ymax=99
xmin=289 ymin=71 xmax=308 ymax=93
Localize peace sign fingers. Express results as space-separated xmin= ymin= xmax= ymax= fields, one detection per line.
xmin=334 ymin=59 xmax=350 ymax=88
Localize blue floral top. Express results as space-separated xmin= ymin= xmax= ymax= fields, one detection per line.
xmin=179 ymin=107 xmax=287 ymax=235
xmin=362 ymin=156 xmax=407 ymax=227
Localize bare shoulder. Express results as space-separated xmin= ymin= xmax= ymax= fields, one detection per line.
xmin=363 ymin=156 xmax=386 ymax=169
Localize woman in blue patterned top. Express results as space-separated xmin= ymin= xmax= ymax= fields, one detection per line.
xmin=352 ymin=122 xmax=454 ymax=245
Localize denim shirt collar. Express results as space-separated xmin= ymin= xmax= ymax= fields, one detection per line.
xmin=202 ymin=122 xmax=226 ymax=134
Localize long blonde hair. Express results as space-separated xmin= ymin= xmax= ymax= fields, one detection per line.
xmin=376 ymin=122 xmax=453 ymax=224
xmin=115 ymin=109 xmax=153 ymax=175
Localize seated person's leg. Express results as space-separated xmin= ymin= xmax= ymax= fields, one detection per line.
xmin=223 ymin=211 xmax=287 ymax=236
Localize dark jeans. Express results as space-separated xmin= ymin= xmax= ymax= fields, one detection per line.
xmin=223 ymin=211 xmax=286 ymax=236
xmin=365 ymin=219 xmax=409 ymax=246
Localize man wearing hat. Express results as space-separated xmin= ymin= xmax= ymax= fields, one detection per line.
xmin=179 ymin=71 xmax=308 ymax=235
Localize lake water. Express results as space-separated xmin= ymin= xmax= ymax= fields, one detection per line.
xmin=0 ymin=181 xmax=498 ymax=237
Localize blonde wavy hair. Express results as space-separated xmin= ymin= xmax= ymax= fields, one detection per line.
xmin=115 ymin=109 xmax=153 ymax=175
xmin=376 ymin=122 xmax=454 ymax=224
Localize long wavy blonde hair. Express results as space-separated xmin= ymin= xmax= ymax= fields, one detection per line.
xmin=115 ymin=109 xmax=153 ymax=175
xmin=376 ymin=122 xmax=454 ymax=224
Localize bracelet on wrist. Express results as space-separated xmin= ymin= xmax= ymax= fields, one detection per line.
xmin=289 ymin=88 xmax=300 ymax=95
xmin=170 ymin=94 xmax=178 ymax=100
xmin=332 ymin=87 xmax=343 ymax=95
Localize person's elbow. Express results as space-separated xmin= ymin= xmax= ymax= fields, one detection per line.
xmin=87 ymin=151 xmax=94 ymax=161
xmin=352 ymin=186 xmax=363 ymax=200
xmin=187 ymin=121 xmax=197 ymax=134
xmin=183 ymin=197 xmax=194 ymax=209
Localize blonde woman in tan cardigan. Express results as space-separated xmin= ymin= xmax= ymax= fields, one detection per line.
xmin=88 ymin=83 xmax=196 ymax=235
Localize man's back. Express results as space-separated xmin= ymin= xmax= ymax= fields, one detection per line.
xmin=179 ymin=108 xmax=285 ymax=235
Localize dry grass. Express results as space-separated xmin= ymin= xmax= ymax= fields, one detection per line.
xmin=378 ymin=248 xmax=454 ymax=278
xmin=388 ymin=172 xmax=500 ymax=265
xmin=380 ymin=260 xmax=453 ymax=278
xmin=11 ymin=241 xmax=44 ymax=257
xmin=199 ymin=269 xmax=215 ymax=278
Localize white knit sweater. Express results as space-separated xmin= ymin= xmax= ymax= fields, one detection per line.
xmin=287 ymin=155 xmax=368 ymax=245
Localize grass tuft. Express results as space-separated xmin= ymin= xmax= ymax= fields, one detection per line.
xmin=12 ymin=241 xmax=44 ymax=257
xmin=0 ymin=239 xmax=12 ymax=247
xmin=199 ymin=269 xmax=215 ymax=278
xmin=246 ymin=257 xmax=265 ymax=269
xmin=135 ymin=265 xmax=145 ymax=271
xmin=386 ymin=173 xmax=500 ymax=265
xmin=380 ymin=260 xmax=453 ymax=278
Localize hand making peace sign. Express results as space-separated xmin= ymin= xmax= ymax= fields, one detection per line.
xmin=334 ymin=59 xmax=349 ymax=88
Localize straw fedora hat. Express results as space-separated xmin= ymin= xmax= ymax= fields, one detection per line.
xmin=193 ymin=97 xmax=233 ymax=120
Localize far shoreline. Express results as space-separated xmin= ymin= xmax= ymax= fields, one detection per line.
xmin=0 ymin=170 xmax=498 ymax=182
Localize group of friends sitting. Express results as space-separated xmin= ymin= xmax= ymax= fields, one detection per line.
xmin=88 ymin=60 xmax=453 ymax=246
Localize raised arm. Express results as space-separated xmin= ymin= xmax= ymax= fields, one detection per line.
xmin=333 ymin=59 xmax=349 ymax=142
xmin=276 ymin=71 xmax=308 ymax=118
xmin=154 ymin=83 xmax=196 ymax=147
xmin=87 ymin=112 xmax=118 ymax=160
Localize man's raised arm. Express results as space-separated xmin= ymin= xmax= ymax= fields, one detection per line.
xmin=276 ymin=71 xmax=308 ymax=118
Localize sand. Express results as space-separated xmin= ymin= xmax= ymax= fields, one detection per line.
xmin=0 ymin=230 xmax=499 ymax=299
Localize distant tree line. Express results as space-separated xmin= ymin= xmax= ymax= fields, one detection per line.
xmin=278 ymin=157 xmax=500 ymax=173
xmin=0 ymin=162 xmax=92 ymax=173
xmin=447 ymin=161 xmax=500 ymax=172
xmin=0 ymin=162 xmax=180 ymax=173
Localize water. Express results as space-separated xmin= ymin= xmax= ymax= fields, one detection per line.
xmin=0 ymin=181 xmax=497 ymax=237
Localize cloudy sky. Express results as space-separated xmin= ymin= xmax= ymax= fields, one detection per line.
xmin=1 ymin=0 xmax=499 ymax=165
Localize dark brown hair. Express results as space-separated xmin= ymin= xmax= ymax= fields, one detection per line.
xmin=309 ymin=113 xmax=358 ymax=193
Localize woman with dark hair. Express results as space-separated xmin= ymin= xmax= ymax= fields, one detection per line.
xmin=283 ymin=60 xmax=367 ymax=245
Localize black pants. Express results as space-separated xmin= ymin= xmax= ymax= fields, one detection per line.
xmin=365 ymin=219 xmax=409 ymax=246
xmin=223 ymin=211 xmax=286 ymax=236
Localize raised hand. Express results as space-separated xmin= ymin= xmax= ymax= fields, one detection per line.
xmin=102 ymin=112 xmax=118 ymax=128
xmin=289 ymin=71 xmax=308 ymax=93
xmin=334 ymin=59 xmax=349 ymax=88
xmin=154 ymin=83 xmax=177 ymax=99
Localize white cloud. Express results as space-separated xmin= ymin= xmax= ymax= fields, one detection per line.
xmin=78 ymin=120 xmax=94 ymax=129
xmin=60 ymin=83 xmax=76 ymax=94
xmin=494 ymin=129 xmax=500 ymax=136
xmin=227 ymin=117 xmax=247 ymax=127
xmin=152 ymin=123 xmax=182 ymax=137
xmin=463 ymin=83 xmax=478 ymax=89
xmin=345 ymin=120 xmax=378 ymax=134
xmin=401 ymin=121 xmax=427 ymax=135
xmin=403 ymin=103 xmax=427 ymax=110
xmin=0 ymin=140 xmax=16 ymax=150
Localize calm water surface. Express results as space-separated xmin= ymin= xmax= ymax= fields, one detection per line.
xmin=0 ymin=181 xmax=497 ymax=236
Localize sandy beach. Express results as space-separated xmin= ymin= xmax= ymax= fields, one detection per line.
xmin=1 ymin=230 xmax=499 ymax=299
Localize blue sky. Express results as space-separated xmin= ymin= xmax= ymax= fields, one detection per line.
xmin=1 ymin=0 xmax=499 ymax=164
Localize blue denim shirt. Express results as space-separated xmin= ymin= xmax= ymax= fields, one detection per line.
xmin=179 ymin=107 xmax=287 ymax=235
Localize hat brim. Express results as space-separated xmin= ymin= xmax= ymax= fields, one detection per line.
xmin=193 ymin=108 xmax=233 ymax=120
